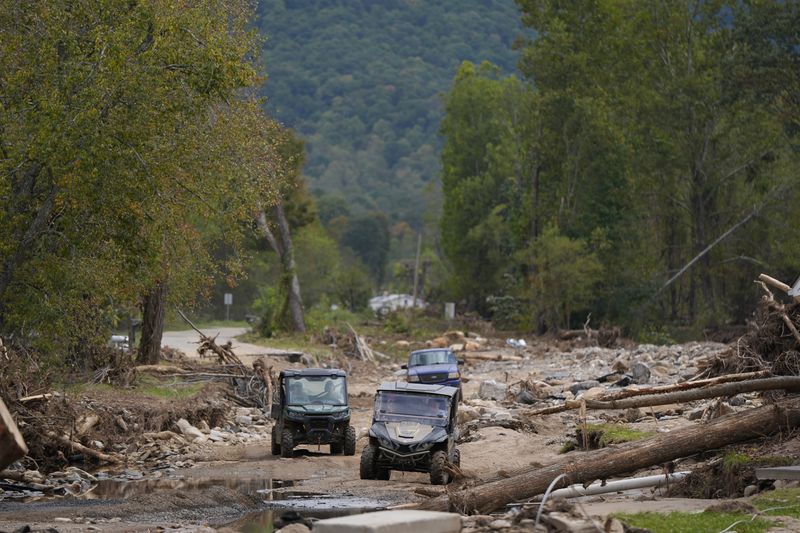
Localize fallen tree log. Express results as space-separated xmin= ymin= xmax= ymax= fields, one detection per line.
xmin=0 ymin=397 xmax=28 ymax=471
xmin=462 ymin=352 xmax=523 ymax=362
xmin=522 ymin=376 xmax=800 ymax=416
xmin=575 ymin=376 xmax=800 ymax=411
xmin=418 ymin=395 xmax=800 ymax=514
xmin=596 ymin=370 xmax=772 ymax=401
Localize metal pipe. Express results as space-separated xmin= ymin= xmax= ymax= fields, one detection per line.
xmin=534 ymin=471 xmax=690 ymax=500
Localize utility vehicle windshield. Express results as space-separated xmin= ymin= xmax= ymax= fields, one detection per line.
xmin=374 ymin=392 xmax=450 ymax=426
xmin=286 ymin=376 xmax=347 ymax=406
xmin=408 ymin=350 xmax=455 ymax=367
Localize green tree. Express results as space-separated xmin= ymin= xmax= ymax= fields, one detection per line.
xmin=527 ymin=226 xmax=603 ymax=330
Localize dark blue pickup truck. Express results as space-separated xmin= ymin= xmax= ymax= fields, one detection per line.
xmin=402 ymin=348 xmax=463 ymax=397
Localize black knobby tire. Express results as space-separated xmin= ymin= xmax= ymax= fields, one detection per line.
xmin=376 ymin=466 xmax=391 ymax=480
xmin=359 ymin=444 xmax=378 ymax=480
xmin=343 ymin=426 xmax=357 ymax=456
xmin=270 ymin=425 xmax=281 ymax=455
xmin=430 ymin=450 xmax=450 ymax=485
xmin=330 ymin=442 xmax=343 ymax=455
xmin=280 ymin=429 xmax=294 ymax=458
xmin=451 ymin=448 xmax=461 ymax=467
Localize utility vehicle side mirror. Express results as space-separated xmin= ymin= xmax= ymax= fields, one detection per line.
xmin=457 ymin=360 xmax=465 ymax=365
xmin=401 ymin=364 xmax=408 ymax=369
xmin=270 ymin=404 xmax=280 ymax=419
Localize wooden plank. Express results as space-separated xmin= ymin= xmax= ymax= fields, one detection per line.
xmin=0 ymin=397 xmax=28 ymax=471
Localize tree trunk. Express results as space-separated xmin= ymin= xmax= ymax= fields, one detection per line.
xmin=138 ymin=281 xmax=166 ymax=364
xmin=418 ymin=396 xmax=800 ymax=514
xmin=274 ymin=203 xmax=305 ymax=333
xmin=257 ymin=203 xmax=306 ymax=333
xmin=0 ymin=397 xmax=28 ymax=471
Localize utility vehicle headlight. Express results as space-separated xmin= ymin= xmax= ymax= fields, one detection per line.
xmin=407 ymin=374 xmax=420 ymax=382
xmin=448 ymin=371 xmax=459 ymax=379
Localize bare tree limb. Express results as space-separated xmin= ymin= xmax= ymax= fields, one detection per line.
xmin=658 ymin=207 xmax=757 ymax=294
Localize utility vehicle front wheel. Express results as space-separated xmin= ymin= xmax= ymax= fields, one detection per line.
xmin=359 ymin=443 xmax=378 ymax=479
xmin=330 ymin=442 xmax=343 ymax=455
xmin=270 ymin=425 xmax=280 ymax=455
xmin=430 ymin=450 xmax=450 ymax=485
xmin=344 ymin=426 xmax=357 ymax=456
xmin=280 ymin=429 xmax=294 ymax=458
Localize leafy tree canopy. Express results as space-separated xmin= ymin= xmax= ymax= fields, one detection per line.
xmin=0 ymin=0 xmax=284 ymax=353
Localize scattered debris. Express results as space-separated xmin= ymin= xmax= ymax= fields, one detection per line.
xmin=418 ymin=395 xmax=800 ymax=513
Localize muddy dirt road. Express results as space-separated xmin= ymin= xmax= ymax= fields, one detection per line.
xmin=1 ymin=335 xmax=795 ymax=532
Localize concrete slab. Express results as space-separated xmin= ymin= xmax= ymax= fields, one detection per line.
xmin=313 ymin=510 xmax=461 ymax=533
xmin=755 ymin=466 xmax=800 ymax=481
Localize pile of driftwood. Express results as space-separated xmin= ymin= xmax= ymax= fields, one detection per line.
xmin=699 ymin=273 xmax=800 ymax=377
xmin=318 ymin=323 xmax=386 ymax=362
xmin=135 ymin=311 xmax=275 ymax=411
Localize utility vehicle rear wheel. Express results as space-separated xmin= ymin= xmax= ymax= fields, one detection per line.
xmin=270 ymin=425 xmax=280 ymax=455
xmin=280 ymin=429 xmax=294 ymax=458
xmin=344 ymin=426 xmax=357 ymax=456
xmin=430 ymin=450 xmax=450 ymax=485
xmin=359 ymin=443 xmax=378 ymax=479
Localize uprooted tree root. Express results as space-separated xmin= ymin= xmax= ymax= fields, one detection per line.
xmin=700 ymin=297 xmax=800 ymax=378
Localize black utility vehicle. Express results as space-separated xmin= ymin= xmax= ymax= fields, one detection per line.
xmin=270 ymin=368 xmax=356 ymax=458
xmin=360 ymin=382 xmax=460 ymax=485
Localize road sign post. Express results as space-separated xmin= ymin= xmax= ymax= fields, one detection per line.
xmin=224 ymin=293 xmax=233 ymax=321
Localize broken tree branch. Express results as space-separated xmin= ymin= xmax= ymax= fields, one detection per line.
xmin=418 ymin=395 xmax=800 ymax=514
xmin=0 ymin=397 xmax=27 ymax=471
xmin=176 ymin=308 xmax=245 ymax=368
xmin=44 ymin=431 xmax=123 ymax=465
xmin=758 ymin=273 xmax=791 ymax=294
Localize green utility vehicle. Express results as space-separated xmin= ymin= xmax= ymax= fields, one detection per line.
xmin=270 ymin=368 xmax=356 ymax=458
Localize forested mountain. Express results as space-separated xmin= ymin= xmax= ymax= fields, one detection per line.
xmin=255 ymin=0 xmax=528 ymax=227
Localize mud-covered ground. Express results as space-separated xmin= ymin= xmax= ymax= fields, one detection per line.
xmin=2 ymin=331 xmax=798 ymax=532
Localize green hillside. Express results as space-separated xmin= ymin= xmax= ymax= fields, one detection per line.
xmin=256 ymin=0 xmax=527 ymax=226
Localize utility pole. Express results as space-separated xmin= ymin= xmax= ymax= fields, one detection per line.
xmin=412 ymin=232 xmax=422 ymax=308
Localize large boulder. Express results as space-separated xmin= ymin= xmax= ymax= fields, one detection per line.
xmin=478 ymin=380 xmax=508 ymax=401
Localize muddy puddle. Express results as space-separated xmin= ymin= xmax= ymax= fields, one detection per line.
xmin=78 ymin=476 xmax=388 ymax=530
xmin=228 ymin=492 xmax=389 ymax=531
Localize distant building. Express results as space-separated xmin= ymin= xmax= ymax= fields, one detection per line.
xmin=369 ymin=293 xmax=426 ymax=315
